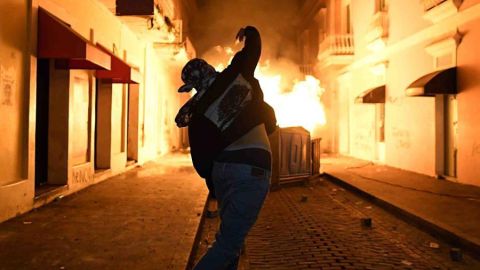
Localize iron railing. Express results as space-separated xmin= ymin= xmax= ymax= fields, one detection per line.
xmin=318 ymin=34 xmax=354 ymax=57
xmin=300 ymin=64 xmax=314 ymax=75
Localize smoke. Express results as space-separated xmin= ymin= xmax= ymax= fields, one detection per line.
xmin=201 ymin=45 xmax=304 ymax=94
xmin=191 ymin=0 xmax=302 ymax=61
xmin=154 ymin=46 xmax=190 ymax=154
xmin=190 ymin=0 xmax=307 ymax=91
xmin=188 ymin=0 xmax=328 ymax=138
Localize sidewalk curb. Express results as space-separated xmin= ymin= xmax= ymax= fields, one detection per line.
xmin=323 ymin=172 xmax=480 ymax=260
xmin=185 ymin=196 xmax=250 ymax=270
xmin=185 ymin=194 xmax=209 ymax=270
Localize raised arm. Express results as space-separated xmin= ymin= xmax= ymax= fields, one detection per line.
xmin=193 ymin=26 xmax=262 ymax=115
xmin=230 ymin=26 xmax=262 ymax=77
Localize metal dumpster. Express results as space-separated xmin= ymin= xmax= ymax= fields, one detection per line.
xmin=270 ymin=127 xmax=311 ymax=186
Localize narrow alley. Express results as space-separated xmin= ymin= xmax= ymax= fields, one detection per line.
xmin=2 ymin=0 xmax=480 ymax=269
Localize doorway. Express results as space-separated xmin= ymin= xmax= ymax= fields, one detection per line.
xmin=435 ymin=94 xmax=458 ymax=179
xmin=444 ymin=94 xmax=458 ymax=177
xmin=94 ymin=80 xmax=112 ymax=171
xmin=375 ymin=103 xmax=386 ymax=163
xmin=35 ymin=59 xmax=49 ymax=188
xmin=127 ymin=84 xmax=139 ymax=164
xmin=35 ymin=60 xmax=69 ymax=196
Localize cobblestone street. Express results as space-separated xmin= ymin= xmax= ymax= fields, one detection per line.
xmin=192 ymin=177 xmax=480 ymax=269
xmin=0 ymin=156 xmax=208 ymax=270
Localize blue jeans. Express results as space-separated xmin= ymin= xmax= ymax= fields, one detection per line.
xmin=193 ymin=162 xmax=270 ymax=270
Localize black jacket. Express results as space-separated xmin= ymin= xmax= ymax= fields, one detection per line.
xmin=188 ymin=26 xmax=276 ymax=181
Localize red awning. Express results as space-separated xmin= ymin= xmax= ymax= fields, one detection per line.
xmin=37 ymin=8 xmax=110 ymax=70
xmin=95 ymin=45 xmax=141 ymax=84
xmin=406 ymin=67 xmax=457 ymax=96
xmin=355 ymin=85 xmax=386 ymax=104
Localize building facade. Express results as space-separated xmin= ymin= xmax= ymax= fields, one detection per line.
xmin=300 ymin=0 xmax=480 ymax=186
xmin=0 ymin=0 xmax=196 ymax=223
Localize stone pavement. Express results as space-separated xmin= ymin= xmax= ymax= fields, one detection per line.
xmin=190 ymin=196 xmax=249 ymax=270
xmin=0 ymin=154 xmax=208 ymax=270
xmin=321 ymin=155 xmax=480 ymax=259
xmin=243 ymin=179 xmax=480 ymax=269
xmin=190 ymin=196 xmax=219 ymax=269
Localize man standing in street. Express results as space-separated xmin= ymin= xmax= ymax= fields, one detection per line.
xmin=175 ymin=26 xmax=277 ymax=269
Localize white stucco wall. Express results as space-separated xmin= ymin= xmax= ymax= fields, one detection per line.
xmin=457 ymin=11 xmax=480 ymax=186
xmin=0 ymin=0 xmax=185 ymax=222
xmin=0 ymin=0 xmax=35 ymax=222
xmin=336 ymin=0 xmax=480 ymax=181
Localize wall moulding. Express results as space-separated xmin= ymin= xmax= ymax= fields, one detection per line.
xmin=365 ymin=11 xmax=389 ymax=52
xmin=369 ymin=61 xmax=389 ymax=77
xmin=425 ymin=31 xmax=463 ymax=69
xmin=422 ymin=0 xmax=463 ymax=23
xmin=425 ymin=31 xmax=463 ymax=57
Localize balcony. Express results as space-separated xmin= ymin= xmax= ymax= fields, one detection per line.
xmin=365 ymin=11 xmax=389 ymax=51
xmin=317 ymin=34 xmax=354 ymax=69
xmin=421 ymin=0 xmax=461 ymax=23
xmin=300 ymin=64 xmax=314 ymax=75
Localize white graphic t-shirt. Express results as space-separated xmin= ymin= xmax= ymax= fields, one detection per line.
xmin=204 ymin=74 xmax=253 ymax=131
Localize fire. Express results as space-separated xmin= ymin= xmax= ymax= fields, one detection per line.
xmin=258 ymin=71 xmax=326 ymax=132
xmin=207 ymin=47 xmax=327 ymax=133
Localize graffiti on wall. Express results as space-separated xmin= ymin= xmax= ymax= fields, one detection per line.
xmin=473 ymin=141 xmax=480 ymax=157
xmin=350 ymin=103 xmax=376 ymax=157
xmin=352 ymin=132 xmax=373 ymax=155
xmin=391 ymin=127 xmax=411 ymax=149
xmin=351 ymin=118 xmax=375 ymax=157
xmin=387 ymin=95 xmax=407 ymax=106
xmin=72 ymin=166 xmax=93 ymax=185
xmin=1 ymin=65 xmax=15 ymax=106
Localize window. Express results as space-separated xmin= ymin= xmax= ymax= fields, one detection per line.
xmin=376 ymin=0 xmax=388 ymax=12
xmin=72 ymin=75 xmax=91 ymax=165
xmin=346 ymin=4 xmax=352 ymax=34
